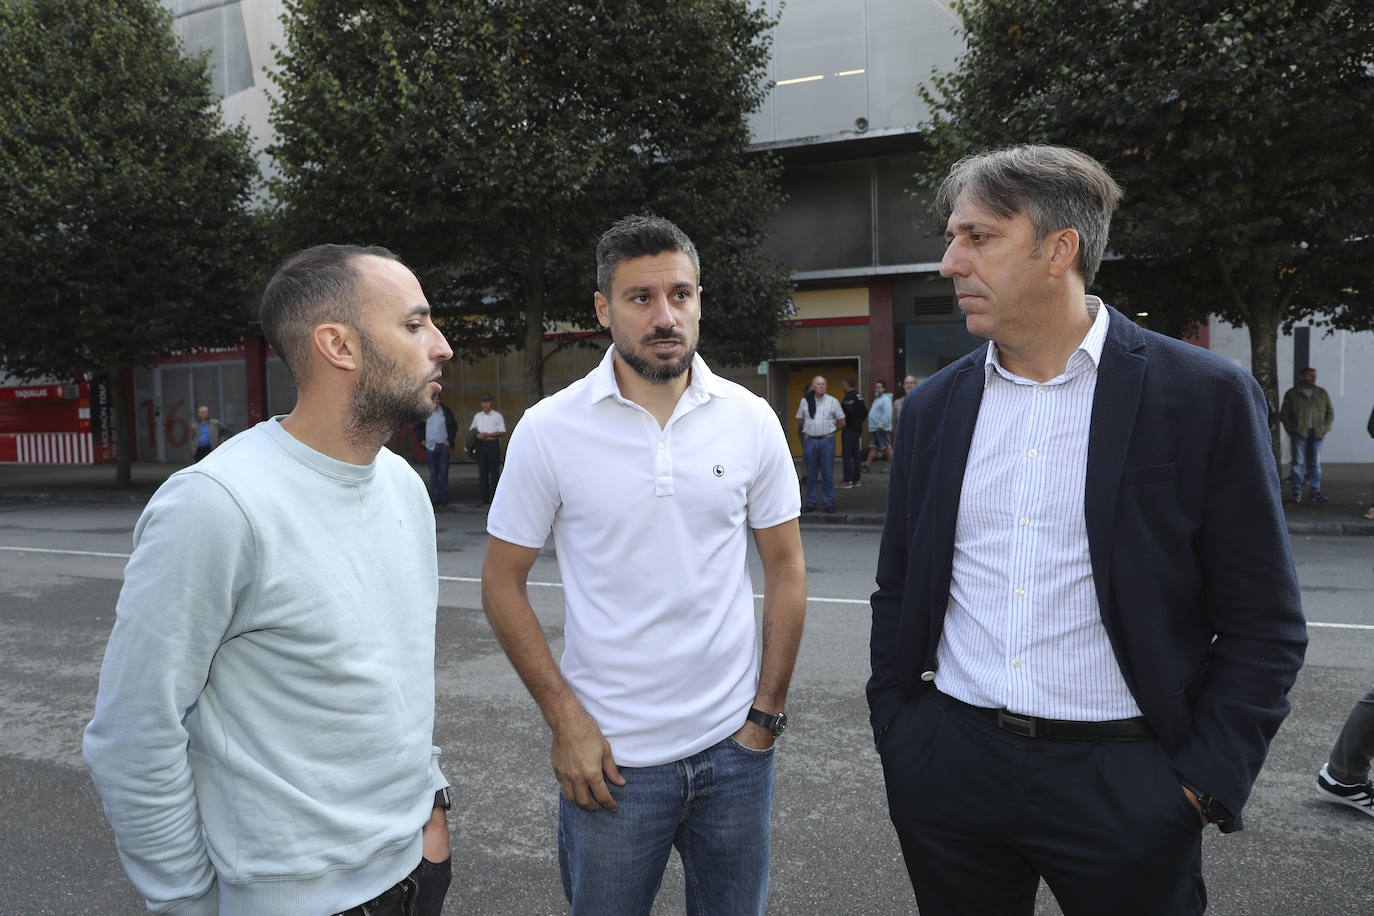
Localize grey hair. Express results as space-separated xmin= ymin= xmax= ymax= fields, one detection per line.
xmin=259 ymin=244 xmax=401 ymax=383
xmin=595 ymin=214 xmax=700 ymax=296
xmin=935 ymin=145 xmax=1123 ymax=286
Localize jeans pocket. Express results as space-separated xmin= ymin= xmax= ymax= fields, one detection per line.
xmin=726 ymin=736 xmax=776 ymax=757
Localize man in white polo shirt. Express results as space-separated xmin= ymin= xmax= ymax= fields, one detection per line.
xmin=481 ymin=214 xmax=806 ymax=915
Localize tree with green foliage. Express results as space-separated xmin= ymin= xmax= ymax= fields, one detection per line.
xmin=268 ymin=0 xmax=792 ymax=403
xmin=918 ymin=0 xmax=1374 ymax=448
xmin=0 ymin=0 xmax=265 ymax=485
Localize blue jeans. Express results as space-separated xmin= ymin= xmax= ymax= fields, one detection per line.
xmin=1290 ymin=434 xmax=1323 ymax=495
xmin=802 ymin=435 xmax=835 ymax=508
xmin=426 ymin=443 xmax=450 ymax=504
xmin=558 ymin=736 xmax=774 ymax=916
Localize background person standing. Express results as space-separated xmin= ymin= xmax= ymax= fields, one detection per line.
xmin=191 ymin=405 xmax=228 ymax=462
xmin=890 ymin=375 xmax=917 ymax=451
xmin=1366 ymin=402 xmax=1374 ymax=520
xmin=862 ymin=380 xmax=892 ymax=472
xmin=414 ymin=393 xmax=457 ymax=507
xmin=470 ymin=394 xmax=506 ymax=507
xmin=796 ymin=375 xmax=845 ymax=513
xmin=1280 ymin=367 xmax=1334 ymax=502
xmin=838 ymin=378 xmax=867 ymax=489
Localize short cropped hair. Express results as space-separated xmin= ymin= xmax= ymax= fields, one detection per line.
xmin=259 ymin=244 xmax=400 ymax=382
xmin=595 ymin=215 xmax=700 ymax=296
xmin=935 ymin=145 xmax=1123 ymax=286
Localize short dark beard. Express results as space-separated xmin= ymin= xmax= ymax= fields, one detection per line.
xmin=346 ymin=332 xmax=432 ymax=449
xmin=614 ymin=327 xmax=696 ymax=384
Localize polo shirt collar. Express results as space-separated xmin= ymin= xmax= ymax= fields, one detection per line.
xmin=589 ymin=346 xmax=730 ymax=407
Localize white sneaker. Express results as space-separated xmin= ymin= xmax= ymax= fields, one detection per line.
xmin=1316 ymin=764 xmax=1374 ymax=818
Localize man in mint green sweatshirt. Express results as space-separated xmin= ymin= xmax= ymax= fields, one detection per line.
xmin=84 ymin=245 xmax=455 ymax=915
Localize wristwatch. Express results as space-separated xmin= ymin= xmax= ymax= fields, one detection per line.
xmin=746 ymin=706 xmax=789 ymax=737
xmin=1180 ymin=781 xmax=1232 ymax=829
xmin=433 ymin=786 xmax=453 ymax=811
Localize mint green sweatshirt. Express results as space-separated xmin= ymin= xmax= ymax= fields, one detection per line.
xmin=84 ymin=418 xmax=447 ymax=915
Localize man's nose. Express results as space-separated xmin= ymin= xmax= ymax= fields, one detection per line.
xmin=649 ymin=295 xmax=677 ymax=327
xmin=433 ymin=328 xmax=454 ymax=361
xmin=939 ymin=241 xmax=966 ymax=278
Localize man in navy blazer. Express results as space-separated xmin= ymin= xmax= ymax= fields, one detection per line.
xmin=869 ymin=146 xmax=1306 ymax=916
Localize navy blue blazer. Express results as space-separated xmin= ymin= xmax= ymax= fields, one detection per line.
xmin=868 ymin=307 xmax=1307 ymax=831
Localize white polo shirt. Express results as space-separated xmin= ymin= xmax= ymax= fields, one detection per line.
xmin=487 ymin=347 xmax=800 ymax=767
xmin=470 ymin=409 xmax=506 ymax=436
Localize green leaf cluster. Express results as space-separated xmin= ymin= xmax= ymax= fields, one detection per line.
xmin=268 ymin=0 xmax=792 ymax=400
xmin=918 ymin=0 xmax=1374 ymax=403
xmin=0 ymin=0 xmax=266 ymax=384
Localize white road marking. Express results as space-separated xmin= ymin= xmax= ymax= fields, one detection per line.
xmin=0 ymin=545 xmax=130 ymax=560
xmin=2 ymin=546 xmax=1370 ymax=624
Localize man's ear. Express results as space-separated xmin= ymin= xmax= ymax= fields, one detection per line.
xmin=594 ymin=292 xmax=611 ymax=329
xmin=313 ymin=323 xmax=359 ymax=372
xmin=1046 ymin=228 xmax=1081 ymax=280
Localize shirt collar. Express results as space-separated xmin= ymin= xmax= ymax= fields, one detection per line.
xmin=588 ymin=346 xmax=727 ymax=406
xmin=984 ymin=295 xmax=1111 ymax=384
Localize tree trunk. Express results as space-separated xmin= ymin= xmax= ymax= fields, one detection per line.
xmin=1245 ymin=304 xmax=1283 ymax=473
xmin=109 ymin=368 xmax=133 ymax=488
xmin=521 ymin=252 xmax=547 ymax=406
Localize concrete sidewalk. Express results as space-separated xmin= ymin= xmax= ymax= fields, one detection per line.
xmin=1 ymin=453 xmax=1371 ymax=536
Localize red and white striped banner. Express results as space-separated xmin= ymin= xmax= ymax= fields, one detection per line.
xmin=1 ymin=432 xmax=94 ymax=464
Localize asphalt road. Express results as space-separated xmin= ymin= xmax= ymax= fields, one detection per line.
xmin=0 ymin=504 xmax=1370 ymax=914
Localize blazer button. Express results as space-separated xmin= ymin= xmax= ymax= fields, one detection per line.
xmin=920 ymin=670 xmax=936 ymax=682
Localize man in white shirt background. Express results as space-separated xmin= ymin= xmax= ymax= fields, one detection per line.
xmin=795 ymin=375 xmax=845 ymax=513
xmin=469 ymin=393 xmax=505 ymax=507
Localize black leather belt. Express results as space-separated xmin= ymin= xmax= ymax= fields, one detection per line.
xmin=801 ymin=432 xmax=834 ymax=439
xmin=936 ymin=689 xmax=1154 ymax=741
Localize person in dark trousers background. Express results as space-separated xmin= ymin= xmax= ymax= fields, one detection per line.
xmin=1366 ymin=402 xmax=1374 ymax=520
xmin=1316 ymin=686 xmax=1374 ymax=818
xmin=838 ymin=378 xmax=867 ymax=489
xmin=470 ymin=394 xmax=506 ymax=508
xmin=870 ymin=145 xmax=1306 ymax=916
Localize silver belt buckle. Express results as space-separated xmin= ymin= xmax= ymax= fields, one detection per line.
xmin=997 ymin=709 xmax=1037 ymax=737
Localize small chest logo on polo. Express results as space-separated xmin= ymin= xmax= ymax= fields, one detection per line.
xmin=713 ymin=464 xmax=725 ymax=477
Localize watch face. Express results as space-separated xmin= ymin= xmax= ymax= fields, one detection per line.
xmin=773 ymin=712 xmax=788 ymax=736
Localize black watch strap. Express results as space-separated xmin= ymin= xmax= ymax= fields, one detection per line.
xmin=746 ymin=706 xmax=788 ymax=737
xmin=433 ymin=786 xmax=452 ymax=810
xmin=1181 ymin=781 xmax=1232 ymax=829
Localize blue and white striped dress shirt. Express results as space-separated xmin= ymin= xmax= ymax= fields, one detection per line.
xmin=935 ymin=297 xmax=1142 ymax=721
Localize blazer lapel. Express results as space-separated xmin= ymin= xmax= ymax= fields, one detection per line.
xmin=930 ymin=350 xmax=987 ymax=617
xmin=1085 ymin=308 xmax=1147 ymax=612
